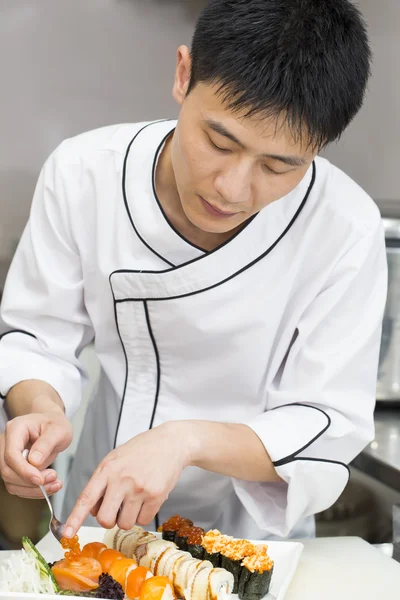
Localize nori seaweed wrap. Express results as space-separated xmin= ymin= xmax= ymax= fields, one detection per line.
xmin=175 ymin=524 xmax=193 ymax=551
xmin=238 ymin=550 xmax=274 ymax=600
xmin=221 ymin=556 xmax=241 ymax=592
xmin=159 ymin=515 xmax=193 ymax=542
xmin=220 ymin=539 xmax=255 ymax=594
xmin=201 ymin=530 xmax=232 ymax=569
xmin=186 ymin=527 xmax=205 ymax=559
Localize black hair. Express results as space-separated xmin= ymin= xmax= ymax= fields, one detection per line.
xmin=188 ymin=0 xmax=371 ymax=149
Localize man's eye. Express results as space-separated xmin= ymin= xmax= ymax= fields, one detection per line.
xmin=210 ymin=139 xmax=231 ymax=153
xmin=262 ymin=164 xmax=285 ymax=176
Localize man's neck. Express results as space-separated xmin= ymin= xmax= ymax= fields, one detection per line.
xmin=155 ymin=135 xmax=238 ymax=252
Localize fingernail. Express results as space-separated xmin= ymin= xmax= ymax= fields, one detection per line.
xmin=50 ymin=483 xmax=61 ymax=492
xmin=30 ymin=451 xmax=43 ymax=465
xmin=63 ymin=526 xmax=73 ymax=538
xmin=45 ymin=473 xmax=56 ymax=484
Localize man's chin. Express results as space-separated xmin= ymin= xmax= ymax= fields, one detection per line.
xmin=188 ymin=213 xmax=244 ymax=235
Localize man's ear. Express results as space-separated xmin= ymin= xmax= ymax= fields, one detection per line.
xmin=172 ymin=45 xmax=192 ymax=105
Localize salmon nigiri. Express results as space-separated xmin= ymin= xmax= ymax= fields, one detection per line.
xmin=126 ymin=565 xmax=152 ymax=599
xmin=140 ymin=576 xmax=176 ymax=600
xmin=81 ymin=542 xmax=107 ymax=560
xmin=108 ymin=557 xmax=137 ymax=588
xmin=51 ymin=556 xmax=102 ymax=593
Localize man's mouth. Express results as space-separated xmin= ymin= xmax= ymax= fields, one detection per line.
xmin=199 ymin=196 xmax=239 ymax=218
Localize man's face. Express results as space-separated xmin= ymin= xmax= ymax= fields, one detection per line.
xmin=170 ymin=75 xmax=317 ymax=235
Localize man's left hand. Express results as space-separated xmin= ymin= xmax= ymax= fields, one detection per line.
xmin=63 ymin=421 xmax=190 ymax=538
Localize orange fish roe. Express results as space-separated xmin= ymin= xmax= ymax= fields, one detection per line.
xmin=176 ymin=524 xmax=193 ymax=538
xmin=186 ymin=527 xmax=204 ymax=545
xmin=161 ymin=515 xmax=193 ymax=533
xmin=61 ymin=535 xmax=81 ymax=561
xmin=222 ymin=539 xmax=256 ymax=561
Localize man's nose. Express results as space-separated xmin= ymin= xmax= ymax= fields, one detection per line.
xmin=214 ymin=161 xmax=252 ymax=205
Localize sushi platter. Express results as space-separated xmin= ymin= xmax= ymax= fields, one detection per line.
xmin=0 ymin=520 xmax=303 ymax=600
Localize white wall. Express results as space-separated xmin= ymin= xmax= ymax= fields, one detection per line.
xmin=0 ymin=0 xmax=398 ymax=285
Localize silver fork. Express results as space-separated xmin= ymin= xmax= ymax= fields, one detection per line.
xmin=22 ymin=449 xmax=65 ymax=542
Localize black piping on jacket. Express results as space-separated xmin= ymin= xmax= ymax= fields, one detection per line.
xmin=143 ymin=301 xmax=161 ymax=430
xmin=0 ymin=330 xmax=37 ymax=399
xmin=270 ymin=402 xmax=350 ymax=478
xmin=272 ymin=403 xmax=331 ymax=467
xmin=123 ymin=121 xmax=258 ymax=266
xmin=122 ymin=120 xmax=175 ymax=268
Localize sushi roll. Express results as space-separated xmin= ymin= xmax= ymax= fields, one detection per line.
xmin=160 ymin=516 xmax=194 ymax=543
xmin=209 ymin=568 xmax=235 ymax=600
xmin=137 ymin=539 xmax=176 ymax=570
xmin=201 ymin=531 xmax=232 ymax=568
xmin=185 ymin=558 xmax=213 ymax=586
xmin=103 ymin=524 xmax=143 ymax=550
xmin=186 ymin=528 xmax=205 ymax=560
xmin=164 ymin=550 xmax=192 ymax=581
xmin=126 ymin=531 xmax=158 ymax=560
xmin=175 ymin=525 xmax=194 ymax=552
xmin=103 ymin=525 xmax=158 ymax=560
xmin=220 ymin=539 xmax=255 ymax=594
xmin=185 ymin=566 xmax=234 ymax=600
xmin=154 ymin=547 xmax=182 ymax=577
xmin=238 ymin=549 xmax=274 ymax=600
xmin=170 ymin=554 xmax=194 ymax=597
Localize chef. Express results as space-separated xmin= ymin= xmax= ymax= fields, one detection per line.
xmin=0 ymin=0 xmax=387 ymax=541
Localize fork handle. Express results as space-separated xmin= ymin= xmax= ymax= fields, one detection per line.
xmin=39 ymin=484 xmax=54 ymax=514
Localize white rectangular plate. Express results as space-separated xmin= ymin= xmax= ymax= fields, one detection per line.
xmin=0 ymin=527 xmax=303 ymax=600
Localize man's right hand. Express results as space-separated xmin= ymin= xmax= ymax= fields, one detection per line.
xmin=0 ymin=409 xmax=73 ymax=499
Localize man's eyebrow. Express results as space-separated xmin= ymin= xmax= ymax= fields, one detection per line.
xmin=204 ymin=119 xmax=307 ymax=167
xmin=267 ymin=154 xmax=308 ymax=167
xmin=205 ymin=119 xmax=242 ymax=146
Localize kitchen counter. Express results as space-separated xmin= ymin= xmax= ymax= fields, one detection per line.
xmin=352 ymin=406 xmax=400 ymax=492
xmin=285 ymin=536 xmax=400 ymax=599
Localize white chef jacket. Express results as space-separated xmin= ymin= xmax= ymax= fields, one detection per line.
xmin=0 ymin=120 xmax=387 ymax=540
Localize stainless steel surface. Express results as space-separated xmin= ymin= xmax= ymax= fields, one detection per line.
xmin=383 ymin=218 xmax=400 ymax=238
xmin=393 ymin=505 xmax=400 ymax=561
xmin=22 ymin=449 xmax=64 ymax=543
xmin=352 ymin=408 xmax=400 ymax=491
xmin=377 ymin=219 xmax=400 ymax=402
xmin=373 ymin=542 xmax=394 ymax=558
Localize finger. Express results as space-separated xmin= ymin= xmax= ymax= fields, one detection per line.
xmin=96 ymin=487 xmax=126 ymax=529
xmin=5 ymin=477 xmax=62 ymax=492
xmin=90 ymin=496 xmax=104 ymax=518
xmin=63 ymin=474 xmax=107 ymax=538
xmin=43 ymin=470 xmax=58 ymax=484
xmin=6 ymin=479 xmax=63 ymax=499
xmin=136 ymin=499 xmax=163 ymax=527
xmin=1 ymin=465 xmax=57 ymax=487
xmin=28 ymin=425 xmax=66 ymax=468
xmin=117 ymin=498 xmax=144 ymax=531
xmin=3 ymin=425 xmax=43 ymax=485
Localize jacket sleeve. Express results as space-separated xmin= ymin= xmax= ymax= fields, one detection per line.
xmin=232 ymin=220 xmax=387 ymax=537
xmin=0 ymin=144 xmax=94 ymax=420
